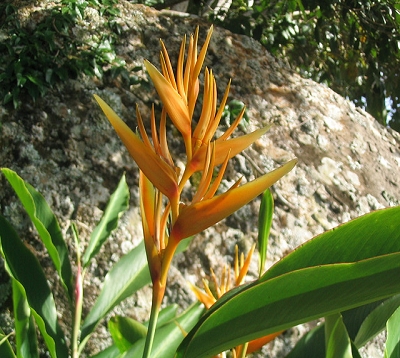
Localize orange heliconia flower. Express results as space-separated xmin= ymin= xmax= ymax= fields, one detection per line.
xmin=94 ymin=26 xmax=297 ymax=307
xmin=189 ymin=245 xmax=282 ymax=357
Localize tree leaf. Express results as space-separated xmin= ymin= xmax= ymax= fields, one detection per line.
xmin=177 ymin=254 xmax=400 ymax=357
xmin=1 ymin=168 xmax=73 ymax=300
xmin=385 ymin=305 xmax=400 ymax=358
xmin=82 ymin=174 xmax=129 ymax=268
xmin=12 ymin=279 xmax=39 ymax=358
xmin=257 ymin=188 xmax=274 ymax=277
xmin=0 ymin=215 xmax=68 ymax=358
xmin=80 ymin=240 xmax=151 ymax=345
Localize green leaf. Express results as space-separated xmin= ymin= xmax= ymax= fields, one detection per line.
xmin=154 ymin=304 xmax=179 ymax=328
xmin=342 ymin=300 xmax=386 ymax=342
xmin=123 ymin=303 xmax=204 ymax=358
xmin=177 ymin=254 xmax=400 ymax=358
xmin=385 ymin=305 xmax=400 ymax=358
xmin=80 ymin=240 xmax=151 ymax=345
xmin=109 ymin=316 xmax=147 ymax=352
xmin=82 ymin=173 xmax=129 ymax=268
xmin=89 ymin=345 xmax=122 ymax=358
xmin=0 ymin=215 xmax=68 ymax=358
xmin=0 ymin=327 xmax=16 ymax=358
xmin=325 ymin=314 xmax=353 ymax=358
xmin=286 ymin=324 xmax=325 ymax=358
xmin=1 ymin=168 xmax=73 ymax=300
xmin=257 ymin=188 xmax=273 ymax=276
xmin=353 ymin=294 xmax=400 ymax=347
xmin=261 ymin=206 xmax=400 ymax=282
xmin=177 ymin=207 xmax=400 ymax=357
xmin=288 ymin=297 xmax=400 ymax=357
xmin=12 ymin=279 xmax=39 ymax=358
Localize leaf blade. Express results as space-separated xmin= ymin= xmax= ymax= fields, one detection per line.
xmin=82 ymin=174 xmax=129 ymax=268
xmin=1 ymin=168 xmax=73 ymax=300
xmin=0 ymin=215 xmax=68 ymax=358
xmin=80 ymin=240 xmax=151 ymax=344
xmin=177 ymin=254 xmax=400 ymax=357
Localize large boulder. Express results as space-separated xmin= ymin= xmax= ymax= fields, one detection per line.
xmin=1 ymin=1 xmax=399 ymax=356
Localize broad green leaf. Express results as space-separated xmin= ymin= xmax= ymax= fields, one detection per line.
xmin=80 ymin=240 xmax=151 ymax=345
xmin=353 ymin=294 xmax=400 ymax=347
xmin=0 ymin=215 xmax=68 ymax=358
xmin=385 ymin=305 xmax=400 ymax=358
xmin=123 ymin=303 xmax=204 ymax=358
xmin=325 ymin=314 xmax=352 ymax=358
xmin=342 ymin=300 xmax=386 ymax=342
xmin=109 ymin=316 xmax=147 ymax=352
xmin=12 ymin=279 xmax=39 ymax=358
xmin=257 ymin=188 xmax=273 ymax=277
xmin=154 ymin=304 xmax=179 ymax=328
xmin=177 ymin=253 xmax=400 ymax=358
xmin=82 ymin=174 xmax=129 ymax=268
xmin=288 ymin=297 xmax=400 ymax=358
xmin=261 ymin=206 xmax=400 ymax=282
xmin=1 ymin=168 xmax=73 ymax=300
xmin=286 ymin=324 xmax=325 ymax=358
xmin=90 ymin=345 xmax=122 ymax=358
xmin=351 ymin=343 xmax=362 ymax=358
xmin=0 ymin=327 xmax=16 ymax=358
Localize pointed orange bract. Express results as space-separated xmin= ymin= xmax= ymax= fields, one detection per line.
xmin=94 ymin=95 xmax=179 ymax=202
xmin=171 ymin=159 xmax=297 ymax=242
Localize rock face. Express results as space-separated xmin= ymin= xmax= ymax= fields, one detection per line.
xmin=1 ymin=1 xmax=399 ymax=357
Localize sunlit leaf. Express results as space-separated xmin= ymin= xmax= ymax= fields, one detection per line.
xmin=385 ymin=305 xmax=400 ymax=358
xmin=109 ymin=316 xmax=147 ymax=353
xmin=82 ymin=173 xmax=129 ymax=268
xmin=124 ymin=303 xmax=204 ymax=358
xmin=177 ymin=207 xmax=400 ymax=357
xmin=0 ymin=216 xmax=68 ymax=358
xmin=325 ymin=314 xmax=353 ymax=358
xmin=0 ymin=327 xmax=16 ymax=358
xmin=1 ymin=168 xmax=73 ymax=300
xmin=12 ymin=279 xmax=38 ymax=358
xmin=80 ymin=240 xmax=151 ymax=345
xmin=257 ymin=188 xmax=274 ymax=277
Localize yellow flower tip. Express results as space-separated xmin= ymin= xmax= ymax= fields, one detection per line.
xmin=187 ymin=282 xmax=216 ymax=309
xmin=144 ymin=60 xmax=191 ymax=137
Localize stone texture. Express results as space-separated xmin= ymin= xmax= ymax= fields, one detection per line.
xmin=1 ymin=1 xmax=399 ymax=356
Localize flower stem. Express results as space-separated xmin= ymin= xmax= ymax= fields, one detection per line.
xmin=72 ymin=264 xmax=83 ymax=358
xmin=143 ymin=284 xmax=163 ymax=358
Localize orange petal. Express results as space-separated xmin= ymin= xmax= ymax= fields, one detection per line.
xmin=188 ymin=282 xmax=216 ymax=309
xmin=139 ymin=172 xmax=161 ymax=283
xmin=94 ymin=94 xmax=178 ymax=200
xmin=171 ymin=159 xmax=297 ymax=241
xmin=189 ymin=126 xmax=272 ymax=174
xmin=247 ymin=331 xmax=283 ymax=354
xmin=144 ymin=60 xmax=191 ymax=137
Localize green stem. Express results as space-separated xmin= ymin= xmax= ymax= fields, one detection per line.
xmin=72 ymin=264 xmax=83 ymax=358
xmin=143 ymin=289 xmax=161 ymax=358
